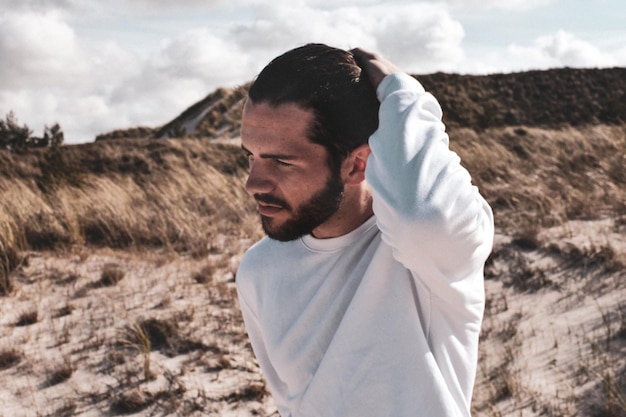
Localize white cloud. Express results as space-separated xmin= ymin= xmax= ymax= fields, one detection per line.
xmin=230 ymin=3 xmax=464 ymax=74
xmin=461 ymin=30 xmax=622 ymax=74
xmin=231 ymin=5 xmax=371 ymax=55
xmin=110 ymin=0 xmax=224 ymax=7
xmin=535 ymin=30 xmax=615 ymax=67
xmin=0 ymin=0 xmax=224 ymax=12
xmin=0 ymin=0 xmax=79 ymax=12
xmin=503 ymin=30 xmax=617 ymax=71
xmin=252 ymin=0 xmax=554 ymax=10
xmin=373 ymin=4 xmax=465 ymax=72
xmin=439 ymin=0 xmax=555 ymax=11
xmin=1 ymin=1 xmax=624 ymax=144
xmin=0 ymin=3 xmax=467 ymax=143
xmin=102 ymin=29 xmax=253 ymax=132
xmin=615 ymin=45 xmax=626 ymax=65
xmin=154 ymin=29 xmax=251 ymax=81
xmin=0 ymin=9 xmax=255 ymax=143
xmin=0 ymin=12 xmax=87 ymax=89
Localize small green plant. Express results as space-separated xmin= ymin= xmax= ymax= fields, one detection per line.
xmin=118 ymin=322 xmax=152 ymax=382
xmin=134 ymin=324 xmax=152 ymax=382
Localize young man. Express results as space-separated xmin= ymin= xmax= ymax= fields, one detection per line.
xmin=236 ymin=44 xmax=494 ymax=417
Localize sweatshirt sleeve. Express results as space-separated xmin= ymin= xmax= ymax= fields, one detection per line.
xmin=365 ymin=73 xmax=494 ymax=308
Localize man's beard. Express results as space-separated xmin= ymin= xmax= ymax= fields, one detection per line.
xmin=255 ymin=173 xmax=345 ymax=242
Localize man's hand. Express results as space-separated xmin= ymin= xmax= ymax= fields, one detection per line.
xmin=351 ymin=48 xmax=402 ymax=89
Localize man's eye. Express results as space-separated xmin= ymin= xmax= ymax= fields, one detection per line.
xmin=275 ymin=159 xmax=292 ymax=167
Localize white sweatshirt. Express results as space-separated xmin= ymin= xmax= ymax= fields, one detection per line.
xmin=236 ymin=73 xmax=494 ymax=417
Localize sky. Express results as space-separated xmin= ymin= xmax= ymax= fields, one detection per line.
xmin=1 ymin=0 xmax=625 ymax=144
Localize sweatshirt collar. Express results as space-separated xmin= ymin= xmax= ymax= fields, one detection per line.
xmin=301 ymin=215 xmax=378 ymax=252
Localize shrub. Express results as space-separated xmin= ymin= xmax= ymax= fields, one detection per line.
xmin=0 ymin=112 xmax=31 ymax=150
xmin=0 ymin=112 xmax=64 ymax=150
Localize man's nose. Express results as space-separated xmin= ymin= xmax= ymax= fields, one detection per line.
xmin=245 ymin=161 xmax=274 ymax=195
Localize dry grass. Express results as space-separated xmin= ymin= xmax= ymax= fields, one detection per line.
xmin=0 ymin=123 xmax=624 ymax=416
xmin=0 ymin=138 xmax=269 ymax=415
xmin=1 ymin=127 xmax=623 ymax=263
xmin=449 ymin=125 xmax=626 ymax=232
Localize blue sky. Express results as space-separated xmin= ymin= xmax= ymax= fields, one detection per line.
xmin=1 ymin=0 xmax=625 ymax=144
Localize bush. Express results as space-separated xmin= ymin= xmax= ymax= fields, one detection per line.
xmin=0 ymin=112 xmax=64 ymax=150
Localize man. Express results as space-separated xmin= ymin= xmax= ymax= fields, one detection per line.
xmin=236 ymin=43 xmax=494 ymax=417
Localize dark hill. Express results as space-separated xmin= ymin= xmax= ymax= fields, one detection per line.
xmin=419 ymin=67 xmax=626 ymax=129
xmin=97 ymin=67 xmax=626 ymax=141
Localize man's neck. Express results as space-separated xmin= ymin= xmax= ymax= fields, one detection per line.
xmin=311 ymin=186 xmax=373 ymax=239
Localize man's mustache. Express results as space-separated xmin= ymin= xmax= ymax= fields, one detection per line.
xmin=254 ymin=194 xmax=291 ymax=210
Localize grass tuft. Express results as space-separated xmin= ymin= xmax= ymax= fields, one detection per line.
xmin=222 ymin=383 xmax=268 ymax=403
xmin=193 ymin=264 xmax=215 ymax=284
xmin=99 ymin=263 xmax=125 ymax=286
xmin=0 ymin=268 xmax=14 ymax=296
xmin=110 ymin=389 xmax=154 ymax=415
xmin=45 ymin=362 xmax=74 ymax=387
xmin=54 ymin=304 xmax=74 ymax=318
xmin=0 ymin=241 xmax=21 ymax=296
xmin=15 ymin=309 xmax=38 ymax=326
xmin=0 ymin=348 xmax=22 ymax=370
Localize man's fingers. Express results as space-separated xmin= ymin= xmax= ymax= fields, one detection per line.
xmin=350 ymin=48 xmax=401 ymax=89
xmin=350 ymin=48 xmax=378 ymax=63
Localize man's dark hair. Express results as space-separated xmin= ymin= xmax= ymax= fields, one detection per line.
xmin=248 ymin=43 xmax=380 ymax=169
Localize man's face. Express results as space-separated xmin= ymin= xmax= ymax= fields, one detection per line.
xmin=241 ymin=100 xmax=345 ymax=241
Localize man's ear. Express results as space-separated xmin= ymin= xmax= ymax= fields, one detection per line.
xmin=342 ymin=144 xmax=371 ymax=185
